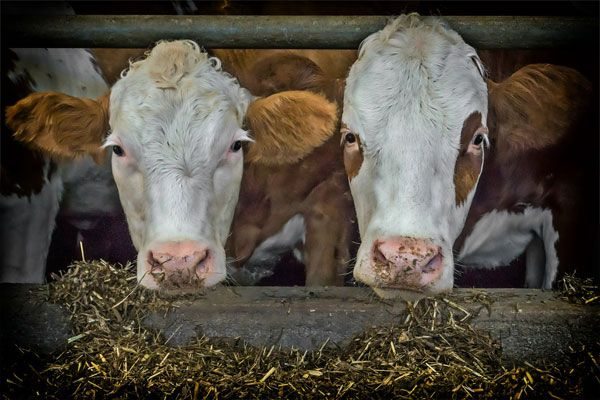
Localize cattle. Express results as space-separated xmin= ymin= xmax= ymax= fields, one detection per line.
xmin=6 ymin=42 xmax=357 ymax=290
xmin=340 ymin=14 xmax=597 ymax=297
xmin=1 ymin=47 xmax=123 ymax=283
xmin=211 ymin=49 xmax=356 ymax=286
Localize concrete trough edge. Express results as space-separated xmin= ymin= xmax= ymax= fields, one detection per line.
xmin=1 ymin=284 xmax=598 ymax=364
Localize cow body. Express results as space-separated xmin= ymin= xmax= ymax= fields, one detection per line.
xmin=455 ymin=64 xmax=597 ymax=288
xmin=213 ymin=49 xmax=356 ymax=285
xmin=341 ymin=14 xmax=596 ymax=297
xmin=1 ymin=48 xmax=121 ymax=282
xmin=7 ymin=43 xmax=357 ymax=290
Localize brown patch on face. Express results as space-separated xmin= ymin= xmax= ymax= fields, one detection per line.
xmin=454 ymin=112 xmax=483 ymax=206
xmin=342 ymin=126 xmax=364 ymax=181
xmin=245 ymin=90 xmax=337 ymax=165
xmin=6 ymin=91 xmax=110 ymax=161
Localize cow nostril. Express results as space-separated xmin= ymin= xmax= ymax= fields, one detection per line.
xmin=373 ymin=244 xmax=388 ymax=265
xmin=148 ymin=252 xmax=160 ymax=268
xmin=422 ymin=253 xmax=442 ymax=273
xmin=149 ymin=251 xmax=173 ymax=266
xmin=194 ymin=250 xmax=210 ymax=273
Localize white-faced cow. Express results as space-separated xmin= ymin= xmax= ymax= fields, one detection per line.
xmin=6 ymin=41 xmax=357 ymax=290
xmin=1 ymin=48 xmax=122 ymax=283
xmin=341 ymin=14 xmax=597 ymax=297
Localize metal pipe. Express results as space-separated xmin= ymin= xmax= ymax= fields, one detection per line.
xmin=4 ymin=15 xmax=597 ymax=49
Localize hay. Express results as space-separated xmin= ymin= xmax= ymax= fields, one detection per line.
xmin=558 ymin=272 xmax=600 ymax=305
xmin=2 ymin=261 xmax=598 ymax=399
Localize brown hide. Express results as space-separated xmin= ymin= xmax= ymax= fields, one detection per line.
xmin=212 ymin=49 xmax=356 ymax=103
xmin=222 ymin=50 xmax=358 ymax=286
xmin=232 ymin=136 xmax=355 ymax=285
xmin=478 ymin=49 xmax=598 ymax=87
xmin=92 ymin=48 xmax=147 ymax=85
xmin=455 ymin=64 xmax=598 ymax=282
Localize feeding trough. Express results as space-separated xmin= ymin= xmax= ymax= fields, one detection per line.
xmin=1 ymin=261 xmax=599 ymax=398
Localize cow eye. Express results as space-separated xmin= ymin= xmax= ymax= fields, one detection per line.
xmin=112 ymin=145 xmax=125 ymax=157
xmin=230 ymin=140 xmax=243 ymax=152
xmin=345 ymin=132 xmax=356 ymax=144
xmin=473 ymin=134 xmax=484 ymax=146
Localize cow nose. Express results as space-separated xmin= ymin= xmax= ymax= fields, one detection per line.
xmin=147 ymin=240 xmax=211 ymax=287
xmin=372 ymin=237 xmax=443 ymax=288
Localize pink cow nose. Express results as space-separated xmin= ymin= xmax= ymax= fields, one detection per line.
xmin=372 ymin=237 xmax=443 ymax=289
xmin=147 ymin=240 xmax=211 ymax=288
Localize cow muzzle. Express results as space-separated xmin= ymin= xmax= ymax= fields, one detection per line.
xmin=142 ymin=240 xmax=218 ymax=290
xmin=361 ymin=236 xmax=444 ymax=291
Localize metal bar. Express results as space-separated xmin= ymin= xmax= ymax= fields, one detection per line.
xmin=3 ymin=15 xmax=597 ymax=49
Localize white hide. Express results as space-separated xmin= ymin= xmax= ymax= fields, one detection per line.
xmin=105 ymin=41 xmax=253 ymax=287
xmin=458 ymin=207 xmax=559 ymax=289
xmin=342 ymin=14 xmax=488 ymax=292
xmin=0 ymin=162 xmax=63 ymax=283
xmin=1 ymin=48 xmax=117 ymax=283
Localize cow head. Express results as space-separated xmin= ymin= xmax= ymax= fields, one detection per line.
xmin=6 ymin=40 xmax=338 ymax=291
xmin=341 ymin=14 xmax=489 ymax=296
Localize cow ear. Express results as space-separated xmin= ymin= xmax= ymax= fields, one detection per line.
xmin=488 ymin=64 xmax=591 ymax=153
xmin=244 ymin=90 xmax=338 ymax=165
xmin=5 ymin=91 xmax=110 ymax=162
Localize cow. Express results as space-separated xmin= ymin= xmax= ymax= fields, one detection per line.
xmin=210 ymin=49 xmax=356 ymax=286
xmin=340 ymin=14 xmax=597 ymax=297
xmin=1 ymin=0 xmax=135 ymax=283
xmin=94 ymin=46 xmax=358 ymax=285
xmin=6 ymin=41 xmax=357 ymax=290
xmin=1 ymin=47 xmax=123 ymax=283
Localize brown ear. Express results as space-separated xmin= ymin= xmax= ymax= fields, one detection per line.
xmin=5 ymin=91 xmax=110 ymax=161
xmin=244 ymin=90 xmax=338 ymax=165
xmin=488 ymin=64 xmax=591 ymax=154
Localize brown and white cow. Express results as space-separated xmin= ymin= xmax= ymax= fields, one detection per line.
xmin=6 ymin=41 xmax=356 ymax=290
xmin=1 ymin=0 xmax=135 ymax=283
xmin=212 ymin=49 xmax=356 ymax=286
xmin=341 ymin=14 xmax=597 ymax=297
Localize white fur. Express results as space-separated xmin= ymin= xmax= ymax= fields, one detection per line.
xmin=342 ymin=14 xmax=488 ymax=292
xmin=1 ymin=48 xmax=117 ymax=283
xmin=0 ymin=162 xmax=63 ymax=283
xmin=107 ymin=41 xmax=253 ymax=286
xmin=458 ymin=207 xmax=559 ymax=289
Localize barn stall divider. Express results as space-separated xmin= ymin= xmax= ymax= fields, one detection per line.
xmin=1 ymin=14 xmax=598 ymax=398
